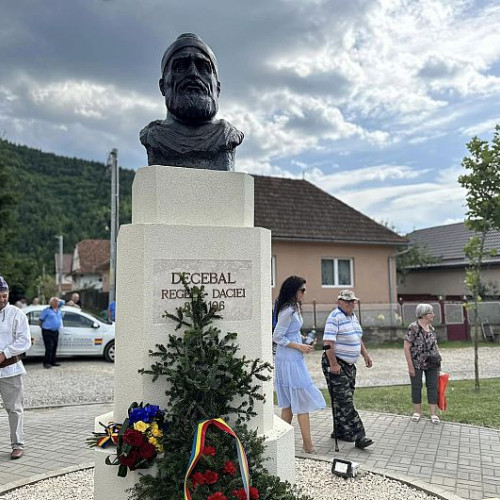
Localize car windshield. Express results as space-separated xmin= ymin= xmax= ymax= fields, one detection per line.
xmin=64 ymin=308 xmax=113 ymax=325
xmin=85 ymin=310 xmax=113 ymax=325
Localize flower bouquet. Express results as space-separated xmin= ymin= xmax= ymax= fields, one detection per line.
xmin=90 ymin=402 xmax=168 ymax=477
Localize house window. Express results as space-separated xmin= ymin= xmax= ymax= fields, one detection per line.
xmin=321 ymin=258 xmax=353 ymax=287
xmin=271 ymin=256 xmax=276 ymax=288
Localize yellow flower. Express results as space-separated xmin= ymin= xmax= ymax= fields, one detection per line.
xmin=148 ymin=436 xmax=163 ymax=452
xmin=134 ymin=421 xmax=149 ymax=432
xmin=149 ymin=422 xmax=163 ymax=437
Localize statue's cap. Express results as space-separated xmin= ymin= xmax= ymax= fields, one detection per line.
xmin=161 ymin=33 xmax=218 ymax=78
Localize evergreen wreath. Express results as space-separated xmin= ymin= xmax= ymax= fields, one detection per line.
xmin=130 ymin=279 xmax=312 ymax=500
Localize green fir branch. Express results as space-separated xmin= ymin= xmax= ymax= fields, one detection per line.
xmin=131 ymin=279 xmax=309 ymax=500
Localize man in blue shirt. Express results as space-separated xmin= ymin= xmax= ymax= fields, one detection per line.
xmin=321 ymin=290 xmax=374 ymax=449
xmin=107 ymin=300 xmax=116 ymax=322
xmin=38 ymin=297 xmax=63 ymax=368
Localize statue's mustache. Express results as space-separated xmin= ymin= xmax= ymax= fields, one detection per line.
xmin=175 ymin=78 xmax=209 ymax=95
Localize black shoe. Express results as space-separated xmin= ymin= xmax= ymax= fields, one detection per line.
xmin=43 ymin=364 xmax=52 ymax=369
xmin=51 ymin=363 xmax=61 ymax=366
xmin=10 ymin=448 xmax=23 ymax=459
xmin=355 ymin=437 xmax=374 ymax=449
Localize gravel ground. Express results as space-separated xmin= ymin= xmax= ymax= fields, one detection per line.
xmin=3 ymin=346 xmax=499 ymax=409
xmin=1 ymin=346 xmax=498 ymax=498
xmin=0 ymin=461 xmax=441 ymax=500
xmin=0 ymin=357 xmax=114 ymax=409
xmin=306 ymin=345 xmax=500 ymax=389
xmin=1 ymin=469 xmax=94 ymax=500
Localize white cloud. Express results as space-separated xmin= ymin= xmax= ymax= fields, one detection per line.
xmin=460 ymin=118 xmax=500 ymax=137
xmin=306 ymin=164 xmax=424 ymax=191
xmin=2 ymin=0 xmax=500 ymax=231
xmin=27 ymin=79 xmax=157 ymax=121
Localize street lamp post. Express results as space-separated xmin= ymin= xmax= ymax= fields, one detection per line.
xmin=55 ymin=235 xmax=63 ymax=298
xmin=107 ymin=149 xmax=119 ymax=305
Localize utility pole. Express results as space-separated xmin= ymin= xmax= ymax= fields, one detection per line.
xmin=55 ymin=235 xmax=63 ymax=298
xmin=41 ymin=264 xmax=46 ymax=304
xmin=107 ymin=149 xmax=119 ymax=305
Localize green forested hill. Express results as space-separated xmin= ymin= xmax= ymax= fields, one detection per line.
xmin=0 ymin=139 xmax=134 ymax=298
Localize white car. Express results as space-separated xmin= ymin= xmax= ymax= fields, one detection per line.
xmin=23 ymin=305 xmax=115 ymax=362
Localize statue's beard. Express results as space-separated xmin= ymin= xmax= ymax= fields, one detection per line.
xmin=166 ymin=92 xmax=218 ymax=123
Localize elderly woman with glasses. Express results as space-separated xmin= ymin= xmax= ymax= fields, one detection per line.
xmin=404 ymin=303 xmax=442 ymax=424
xmin=272 ymin=275 xmax=325 ymax=454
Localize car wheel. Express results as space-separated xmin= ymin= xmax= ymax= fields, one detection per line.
xmin=103 ymin=341 xmax=115 ymax=363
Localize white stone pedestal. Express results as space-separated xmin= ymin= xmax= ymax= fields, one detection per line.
xmin=94 ymin=166 xmax=294 ymax=500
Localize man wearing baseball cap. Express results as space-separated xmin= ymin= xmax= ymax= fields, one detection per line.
xmin=0 ymin=276 xmax=31 ymax=459
xmin=321 ymin=290 xmax=374 ymax=449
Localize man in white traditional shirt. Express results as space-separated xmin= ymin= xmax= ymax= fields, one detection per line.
xmin=0 ymin=276 xmax=31 ymax=459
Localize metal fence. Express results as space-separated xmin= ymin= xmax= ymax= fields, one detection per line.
xmin=476 ymin=302 xmax=500 ymax=324
xmin=300 ymin=300 xmax=500 ymax=330
xmin=300 ymin=301 xmax=404 ymax=330
xmin=401 ymin=302 xmax=442 ymax=325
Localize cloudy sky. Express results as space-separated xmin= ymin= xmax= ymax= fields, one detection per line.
xmin=2 ymin=0 xmax=500 ymax=233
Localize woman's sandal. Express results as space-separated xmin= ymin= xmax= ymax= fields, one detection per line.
xmin=431 ymin=415 xmax=440 ymax=424
xmin=302 ymin=447 xmax=317 ymax=454
xmin=411 ymin=412 xmax=421 ymax=422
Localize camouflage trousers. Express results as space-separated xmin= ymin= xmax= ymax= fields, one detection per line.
xmin=321 ymin=353 xmax=365 ymax=442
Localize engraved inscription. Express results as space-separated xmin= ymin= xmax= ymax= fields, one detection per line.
xmin=153 ymin=259 xmax=252 ymax=324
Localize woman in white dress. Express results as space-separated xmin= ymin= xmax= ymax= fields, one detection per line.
xmin=273 ymin=276 xmax=326 ymax=453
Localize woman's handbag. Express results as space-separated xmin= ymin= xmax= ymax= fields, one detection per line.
xmin=437 ymin=372 xmax=449 ymax=411
xmin=425 ymin=352 xmax=442 ymax=369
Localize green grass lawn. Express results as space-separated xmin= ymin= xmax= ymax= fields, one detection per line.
xmin=318 ymin=377 xmax=500 ymax=429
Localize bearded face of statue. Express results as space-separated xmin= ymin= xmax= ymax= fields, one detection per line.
xmin=161 ymin=47 xmax=220 ymax=123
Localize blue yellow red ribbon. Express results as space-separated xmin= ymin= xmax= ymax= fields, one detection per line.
xmin=184 ymin=418 xmax=250 ymax=500
xmin=95 ymin=422 xmax=122 ymax=448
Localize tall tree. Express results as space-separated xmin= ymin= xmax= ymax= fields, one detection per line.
xmin=396 ymin=244 xmax=440 ymax=284
xmin=0 ymin=138 xmax=135 ymax=298
xmin=0 ymin=151 xmax=38 ymax=298
xmin=0 ymin=150 xmax=19 ymax=277
xmin=458 ymin=125 xmax=500 ymax=391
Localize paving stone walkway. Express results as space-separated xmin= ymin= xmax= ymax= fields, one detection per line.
xmin=291 ymin=408 xmax=500 ymax=500
xmin=1 ymin=347 xmax=500 ymax=499
xmin=0 ymin=403 xmax=110 ymax=494
xmin=0 ymin=403 xmax=499 ymax=499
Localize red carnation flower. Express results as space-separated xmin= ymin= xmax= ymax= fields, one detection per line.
xmin=232 ymin=489 xmax=247 ymax=500
xmin=123 ymin=429 xmax=145 ymax=447
xmin=204 ymin=469 xmax=219 ymax=485
xmin=223 ymin=460 xmax=237 ymax=476
xmin=119 ymin=449 xmax=140 ymax=469
xmin=207 ymin=493 xmax=227 ymax=500
xmin=139 ymin=442 xmax=157 ymax=460
xmin=250 ymin=486 xmax=260 ymax=499
xmin=191 ymin=472 xmax=206 ymax=486
xmin=202 ymin=445 xmax=216 ymax=456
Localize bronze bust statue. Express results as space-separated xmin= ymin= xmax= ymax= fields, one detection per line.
xmin=140 ymin=33 xmax=244 ymax=171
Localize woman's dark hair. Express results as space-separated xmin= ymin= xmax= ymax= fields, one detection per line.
xmin=276 ymin=275 xmax=306 ymax=315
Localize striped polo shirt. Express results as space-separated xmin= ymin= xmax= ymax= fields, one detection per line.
xmin=323 ymin=306 xmax=363 ymax=364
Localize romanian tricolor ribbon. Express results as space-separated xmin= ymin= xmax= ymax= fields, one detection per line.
xmin=184 ymin=418 xmax=250 ymax=500
xmin=95 ymin=422 xmax=122 ymax=448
